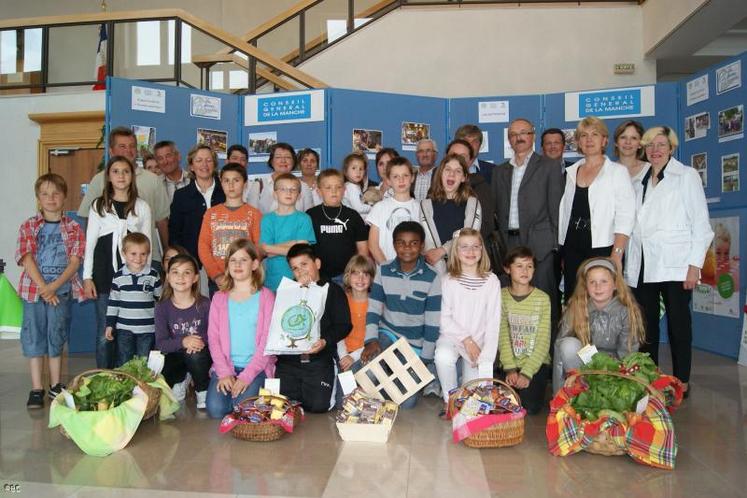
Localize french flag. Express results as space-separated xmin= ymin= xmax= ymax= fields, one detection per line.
xmin=93 ymin=24 xmax=107 ymax=91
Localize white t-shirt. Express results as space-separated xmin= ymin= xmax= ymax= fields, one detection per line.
xmin=366 ymin=197 xmax=421 ymax=261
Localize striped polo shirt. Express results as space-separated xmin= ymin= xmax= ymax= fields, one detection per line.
xmin=106 ymin=265 xmax=162 ymax=334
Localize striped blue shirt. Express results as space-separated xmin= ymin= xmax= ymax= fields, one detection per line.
xmin=106 ymin=265 xmax=162 ymax=334
xmin=365 ymin=257 xmax=441 ymax=359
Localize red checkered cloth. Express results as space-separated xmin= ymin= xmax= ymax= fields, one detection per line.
xmin=15 ymin=214 xmax=86 ymax=303
xmin=546 ymin=372 xmax=678 ymax=470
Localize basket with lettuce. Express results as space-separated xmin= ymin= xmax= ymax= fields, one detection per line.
xmin=546 ymin=352 xmax=684 ymax=470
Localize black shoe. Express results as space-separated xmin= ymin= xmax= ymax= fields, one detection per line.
xmin=49 ymin=383 xmax=65 ymax=400
xmin=27 ymin=389 xmax=45 ymax=409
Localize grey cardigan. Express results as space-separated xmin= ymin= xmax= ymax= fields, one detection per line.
xmin=557 ymin=297 xmax=639 ymax=359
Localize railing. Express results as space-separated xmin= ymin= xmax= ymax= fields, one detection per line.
xmin=0 ymin=9 xmax=327 ymax=95
xmin=200 ymin=0 xmax=643 ymax=92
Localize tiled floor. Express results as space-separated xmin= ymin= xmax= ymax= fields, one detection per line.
xmin=1 ymin=339 xmax=746 ymax=498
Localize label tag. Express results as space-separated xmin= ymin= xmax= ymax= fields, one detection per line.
xmin=62 ymin=389 xmax=76 ymax=409
xmin=264 ymin=378 xmax=281 ymax=395
xmin=577 ymin=344 xmax=598 ymax=364
xmin=636 ymin=394 xmax=649 ymax=414
xmin=338 ymin=370 xmax=358 ymax=396
xmin=147 ymin=350 xmax=165 ymax=375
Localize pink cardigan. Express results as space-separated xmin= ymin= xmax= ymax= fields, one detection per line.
xmin=208 ymin=287 xmax=276 ymax=384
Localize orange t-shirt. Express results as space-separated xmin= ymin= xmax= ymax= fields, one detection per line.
xmin=197 ymin=203 xmax=262 ymax=279
xmin=345 ymin=294 xmax=367 ymax=353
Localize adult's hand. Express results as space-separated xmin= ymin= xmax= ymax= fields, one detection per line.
xmin=683 ymin=265 xmax=700 ymax=290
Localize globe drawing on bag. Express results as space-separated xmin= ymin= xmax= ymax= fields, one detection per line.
xmin=280 ymin=299 xmax=315 ymax=348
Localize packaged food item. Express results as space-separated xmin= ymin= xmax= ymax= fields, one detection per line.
xmin=336 ymin=388 xmax=398 ymax=426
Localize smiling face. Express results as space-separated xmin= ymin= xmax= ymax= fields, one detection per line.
xmin=578 ymin=126 xmax=608 ymax=157
xmin=289 ymin=254 xmax=321 ymax=285
xmin=393 ymin=231 xmax=423 ymax=267
xmin=123 ymin=242 xmax=150 ymax=274
xmin=109 ymin=134 xmax=137 ymax=162
xmin=506 ymin=256 xmax=535 ymax=287
xmin=348 ymin=269 xmax=372 ymax=294
xmin=456 ymin=234 xmax=482 ymax=270
xmin=191 ymin=148 xmax=216 ymax=182
xmin=299 ymin=153 xmax=318 ymax=177
xmin=155 ymin=145 xmax=180 ymax=176
xmin=109 ymin=160 xmax=134 ymax=194
xmin=227 ymin=248 xmax=259 ymax=283
xmin=644 ymin=134 xmax=673 ymax=169
xmin=440 ymin=159 xmax=466 ymax=198
xmin=167 ymin=260 xmax=199 ymax=294
xmin=416 ymin=140 xmax=437 ymax=169
xmin=507 ymin=120 xmax=535 ymax=156
xmin=36 ymin=181 xmax=66 ymax=216
xmin=586 ymin=267 xmax=615 ymax=308
xmin=542 ymin=132 xmax=565 ymax=160
xmin=616 ymin=125 xmax=642 ymax=159
xmin=227 ymin=150 xmax=248 ymax=168
xmin=271 ymin=148 xmax=295 ymax=174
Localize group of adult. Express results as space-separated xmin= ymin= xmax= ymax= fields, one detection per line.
xmin=78 ymin=117 xmax=711 ymax=392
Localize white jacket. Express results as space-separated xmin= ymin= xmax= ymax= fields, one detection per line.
xmin=625 ymin=157 xmax=713 ymax=286
xmin=82 ymin=198 xmax=152 ymax=280
xmin=558 ymin=156 xmax=635 ymax=248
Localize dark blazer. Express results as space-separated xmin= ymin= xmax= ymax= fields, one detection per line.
xmin=169 ymin=179 xmax=225 ymax=264
xmin=475 ymin=159 xmax=495 ymax=185
xmin=469 ymin=173 xmax=496 ymax=241
xmin=490 ymin=153 xmax=563 ymax=262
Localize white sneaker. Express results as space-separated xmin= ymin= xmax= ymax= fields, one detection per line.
xmin=196 ymin=390 xmax=207 ymax=409
xmin=171 ymin=374 xmax=190 ymax=402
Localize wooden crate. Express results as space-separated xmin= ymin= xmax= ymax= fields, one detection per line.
xmin=354 ymin=337 xmax=434 ymax=405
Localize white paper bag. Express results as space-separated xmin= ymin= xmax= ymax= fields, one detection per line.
xmin=264 ymin=277 xmax=328 ymax=355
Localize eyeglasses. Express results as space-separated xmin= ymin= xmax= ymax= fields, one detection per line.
xmin=394 ymin=240 xmax=421 ymax=248
xmin=644 ymin=142 xmax=670 ymax=151
xmin=508 ymin=130 xmax=535 ymax=140
xmin=457 ymin=244 xmax=482 ymax=252
xmin=275 ymin=187 xmax=299 ymax=193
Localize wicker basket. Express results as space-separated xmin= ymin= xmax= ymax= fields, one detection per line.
xmin=230 ymin=395 xmax=295 ymax=442
xmin=59 ymin=368 xmax=158 ymax=438
xmin=564 ymin=370 xmax=665 ymax=456
xmin=448 ymin=378 xmax=525 ymax=448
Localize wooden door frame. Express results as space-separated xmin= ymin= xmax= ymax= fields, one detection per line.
xmin=28 ymin=111 xmax=105 ymax=176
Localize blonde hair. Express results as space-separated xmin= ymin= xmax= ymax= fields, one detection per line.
xmin=219 ymin=239 xmax=264 ymax=292
xmin=575 ymin=116 xmax=609 ymax=155
xmin=342 ymin=254 xmax=376 ymax=292
xmin=714 ymin=222 xmax=731 ymax=246
xmin=641 ymin=126 xmax=679 ymax=149
xmin=446 ymin=228 xmax=491 ymax=278
xmin=564 ymin=257 xmax=645 ymax=351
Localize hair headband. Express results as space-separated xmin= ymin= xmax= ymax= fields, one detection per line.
xmin=583 ymin=258 xmax=616 ymax=274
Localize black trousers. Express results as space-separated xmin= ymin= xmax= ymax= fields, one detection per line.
xmin=633 ymin=276 xmax=693 ymax=383
xmin=561 ymin=244 xmax=613 ymax=304
xmin=276 ymin=357 xmax=336 ymax=413
xmin=162 ymin=349 xmax=212 ymax=391
xmin=510 ymin=364 xmax=550 ymax=415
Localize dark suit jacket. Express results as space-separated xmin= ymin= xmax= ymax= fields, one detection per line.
xmin=475 ymin=159 xmax=495 ymax=185
xmin=469 ymin=173 xmax=496 ymax=241
xmin=169 ymin=179 xmax=226 ymax=264
xmin=490 ymin=153 xmax=563 ymax=261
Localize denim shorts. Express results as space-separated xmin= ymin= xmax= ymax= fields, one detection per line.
xmin=20 ymin=293 xmax=72 ymax=358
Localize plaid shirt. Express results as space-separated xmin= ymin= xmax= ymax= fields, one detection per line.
xmin=15 ymin=214 xmax=86 ymax=303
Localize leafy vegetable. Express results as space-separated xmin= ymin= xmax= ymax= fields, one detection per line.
xmin=116 ymin=357 xmax=156 ymax=383
xmin=72 ymin=374 xmax=136 ymax=411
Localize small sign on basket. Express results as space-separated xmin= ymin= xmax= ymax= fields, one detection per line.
xmin=354 ymin=337 xmax=434 ymax=405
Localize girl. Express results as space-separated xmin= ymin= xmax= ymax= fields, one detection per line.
xmin=435 ymin=228 xmax=501 ymax=418
xmin=371 ymin=147 xmax=399 ymax=196
xmin=206 ymin=238 xmax=276 ymax=419
xmin=342 ymin=152 xmax=373 ymax=216
xmin=553 ymin=257 xmax=645 ymax=392
xmin=142 ymin=153 xmax=160 ymax=175
xmin=155 ymin=254 xmax=211 ymax=409
xmin=161 ymin=244 xmax=189 ymax=279
xmin=82 ymin=156 xmax=151 ymax=369
xmin=337 ymin=255 xmax=376 ymax=372
xmin=420 ymin=154 xmax=482 ymax=273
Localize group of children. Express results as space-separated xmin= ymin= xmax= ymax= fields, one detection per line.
xmin=17 ymin=146 xmax=645 ymax=419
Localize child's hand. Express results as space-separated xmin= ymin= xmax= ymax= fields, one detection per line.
xmin=182 ymin=335 xmax=205 ymax=353
xmin=216 ymin=376 xmax=235 ymax=395
xmin=83 ymin=279 xmax=97 ymax=300
xmin=214 ymin=275 xmax=226 ymax=288
xmin=231 ymin=378 xmax=248 ymax=397
xmin=307 ymin=339 xmax=327 ymax=355
xmin=514 ymin=374 xmax=531 ymax=389
xmin=40 ymin=285 xmax=60 ymax=306
xmin=104 ymin=327 xmax=114 ymax=341
xmin=424 ymin=248 xmax=446 ymax=266
xmin=462 ymin=337 xmax=481 ymax=364
xmin=505 ymin=370 xmax=520 ymax=386
xmin=339 ymin=355 xmax=354 ymax=371
xmin=361 ymin=341 xmax=381 ymax=364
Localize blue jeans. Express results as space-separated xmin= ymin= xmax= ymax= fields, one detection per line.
xmin=206 ymin=369 xmax=266 ymax=419
xmin=20 ymin=293 xmax=71 ymax=358
xmin=94 ymin=293 xmax=115 ymax=368
xmin=116 ymin=331 xmax=155 ymax=366
xmin=376 ymin=331 xmax=423 ymax=410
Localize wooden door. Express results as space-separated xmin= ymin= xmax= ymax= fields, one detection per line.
xmin=48 ymin=148 xmax=104 ymax=212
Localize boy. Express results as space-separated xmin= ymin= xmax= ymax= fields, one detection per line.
xmin=275 ymin=243 xmax=352 ymax=413
xmin=499 ymin=246 xmax=551 ymax=415
xmin=198 ymin=163 xmax=263 ymax=292
xmin=361 ymin=221 xmax=441 ymax=409
xmin=306 ymin=169 xmax=369 ymax=282
xmin=366 ymin=157 xmax=420 ymax=264
xmin=16 ymin=174 xmax=85 ymax=408
xmin=105 ymin=232 xmax=162 ymax=365
xmin=259 ymin=173 xmax=316 ymax=291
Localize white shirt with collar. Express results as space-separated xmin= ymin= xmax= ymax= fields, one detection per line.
xmin=508 ymin=151 xmax=533 ymax=230
xmin=624 ymin=157 xmax=713 ymax=286
xmin=558 ymin=155 xmax=635 ymax=248
xmin=196 ymin=178 xmax=217 ymax=209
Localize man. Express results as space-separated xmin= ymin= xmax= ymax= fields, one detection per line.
xmin=78 ymin=126 xmax=170 ymax=263
xmin=541 ymin=128 xmax=574 ymax=174
xmin=154 ymin=140 xmax=190 ymax=201
xmin=412 ymin=138 xmax=438 ymax=201
xmin=491 ymin=118 xmax=563 ymax=328
xmin=455 ymin=124 xmax=495 ymax=185
xmin=445 ymin=138 xmax=495 ymax=242
xmin=226 ymin=144 xmax=249 ymax=168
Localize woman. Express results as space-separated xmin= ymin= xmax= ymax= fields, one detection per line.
xmin=369 ymin=147 xmax=399 ymax=194
xmin=257 ymin=143 xmax=314 ymax=213
xmin=420 ymin=154 xmax=481 ymax=273
xmin=298 ymin=148 xmax=322 ymax=206
xmin=558 ymin=116 xmax=635 ymax=300
xmin=169 ymin=144 xmax=225 ymax=264
xmin=613 ymin=120 xmax=650 ymax=183
xmin=625 ymin=126 xmax=713 ymax=395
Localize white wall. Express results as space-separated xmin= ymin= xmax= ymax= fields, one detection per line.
xmin=300 ymin=4 xmax=657 ymax=97
xmin=0 ymin=92 xmax=105 ymax=287
xmin=642 ymin=0 xmax=708 ymax=54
